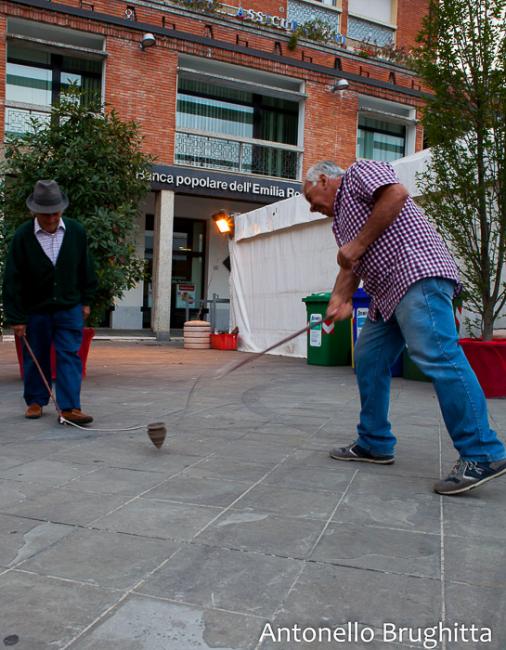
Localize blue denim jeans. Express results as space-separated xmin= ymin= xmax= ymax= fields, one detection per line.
xmin=23 ymin=304 xmax=84 ymax=411
xmin=354 ymin=278 xmax=505 ymax=462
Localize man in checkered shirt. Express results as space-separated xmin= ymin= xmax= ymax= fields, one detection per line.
xmin=303 ymin=160 xmax=506 ymax=496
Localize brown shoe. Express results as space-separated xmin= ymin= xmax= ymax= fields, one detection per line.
xmin=25 ymin=404 xmax=42 ymax=419
xmin=60 ymin=409 xmax=93 ymax=425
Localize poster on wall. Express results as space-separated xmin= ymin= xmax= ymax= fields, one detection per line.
xmin=176 ymin=283 xmax=196 ymax=309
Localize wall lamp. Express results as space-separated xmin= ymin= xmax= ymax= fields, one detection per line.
xmin=331 ymin=78 xmax=350 ymax=92
xmin=212 ymin=210 xmax=235 ymax=237
xmin=140 ymin=33 xmax=156 ymax=50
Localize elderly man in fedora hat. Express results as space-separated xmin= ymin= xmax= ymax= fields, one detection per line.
xmin=2 ymin=179 xmax=97 ymax=424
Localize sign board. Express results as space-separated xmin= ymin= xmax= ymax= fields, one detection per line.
xmin=309 ymin=313 xmax=322 ymax=347
xmin=148 ymin=165 xmax=301 ymax=203
xmin=223 ymin=6 xmax=346 ymax=45
xmin=355 ymin=307 xmax=369 ymax=339
xmin=176 ymin=283 xmax=196 ymax=309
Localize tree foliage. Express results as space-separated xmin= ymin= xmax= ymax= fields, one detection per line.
xmin=287 ymin=19 xmax=339 ymax=50
xmin=411 ymin=0 xmax=506 ymax=340
xmin=1 ymin=89 xmax=153 ymax=327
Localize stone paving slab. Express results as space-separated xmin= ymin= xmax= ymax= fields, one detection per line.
xmin=330 ymin=473 xmax=442 ymax=534
xmin=20 ymin=529 xmax=180 ymax=590
xmin=0 ymin=458 xmax=99 ymax=486
xmin=0 ymin=487 xmax=132 ymax=527
xmin=442 ymin=495 xmax=506 ymax=542
xmin=195 ymin=510 xmax=326 ymax=559
xmin=1 ymin=339 xmax=506 ymax=649
xmin=143 ymin=474 xmax=254 ymax=508
xmin=70 ymin=595 xmax=267 ymax=650
xmin=137 ymin=543 xmax=301 ymax=617
xmin=444 ymin=582 xmax=506 ymax=649
xmin=231 ymin=483 xmax=339 ymax=520
xmin=310 ymin=522 xmax=441 ymax=578
xmin=0 ymin=515 xmax=74 ymax=568
xmin=65 ymin=466 xmax=171 ymax=496
xmin=0 ymin=571 xmax=120 ymax=648
xmin=444 ymin=534 xmax=506 ymax=589
xmin=261 ymin=561 xmax=442 ymax=635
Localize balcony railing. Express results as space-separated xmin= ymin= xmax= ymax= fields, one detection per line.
xmin=175 ymin=129 xmax=303 ymax=180
xmin=4 ymin=103 xmax=51 ymax=139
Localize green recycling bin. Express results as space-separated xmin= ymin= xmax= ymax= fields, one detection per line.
xmin=302 ymin=292 xmax=351 ymax=366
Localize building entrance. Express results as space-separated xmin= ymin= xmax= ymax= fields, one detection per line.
xmin=170 ymin=217 xmax=206 ymax=329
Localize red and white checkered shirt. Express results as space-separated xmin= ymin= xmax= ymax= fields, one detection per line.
xmin=332 ymin=160 xmax=461 ymax=321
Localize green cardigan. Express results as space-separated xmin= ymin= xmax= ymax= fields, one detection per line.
xmin=2 ymin=217 xmax=98 ymax=325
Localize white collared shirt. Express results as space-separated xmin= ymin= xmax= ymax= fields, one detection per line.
xmin=34 ymin=218 xmax=66 ymax=266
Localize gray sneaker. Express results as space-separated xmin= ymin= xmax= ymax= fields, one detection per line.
xmin=329 ymin=443 xmax=394 ymax=465
xmin=434 ymin=458 xmax=506 ymax=495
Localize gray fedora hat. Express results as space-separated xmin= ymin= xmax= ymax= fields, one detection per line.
xmin=26 ymin=179 xmax=69 ymax=214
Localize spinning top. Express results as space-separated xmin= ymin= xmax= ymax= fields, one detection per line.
xmin=147 ymin=422 xmax=167 ymax=449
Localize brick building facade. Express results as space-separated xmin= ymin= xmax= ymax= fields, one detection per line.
xmin=1 ymin=0 xmax=429 ymax=335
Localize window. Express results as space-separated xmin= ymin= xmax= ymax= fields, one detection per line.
xmin=5 ymin=44 xmax=102 ymax=138
xmin=176 ymin=79 xmax=300 ymax=178
xmin=5 ymin=20 xmax=104 ymax=139
xmin=175 ymin=57 xmax=304 ymax=180
xmin=356 ymin=96 xmax=416 ymax=162
xmin=357 ymin=116 xmax=405 ymax=161
xmin=347 ymin=0 xmax=395 ymax=46
xmin=177 ymin=81 xmax=255 ymax=139
xmin=348 ymin=0 xmax=393 ymax=24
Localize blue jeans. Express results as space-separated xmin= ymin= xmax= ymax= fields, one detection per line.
xmin=354 ymin=278 xmax=505 ymax=462
xmin=23 ymin=304 xmax=84 ymax=411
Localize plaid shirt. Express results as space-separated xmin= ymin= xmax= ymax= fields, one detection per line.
xmin=34 ymin=217 xmax=66 ymax=266
xmin=332 ymin=160 xmax=461 ymax=321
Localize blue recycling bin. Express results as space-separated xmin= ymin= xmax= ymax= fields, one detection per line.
xmin=351 ymin=288 xmax=403 ymax=376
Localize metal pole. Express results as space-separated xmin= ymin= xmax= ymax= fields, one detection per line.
xmin=211 ymin=294 xmax=218 ymax=332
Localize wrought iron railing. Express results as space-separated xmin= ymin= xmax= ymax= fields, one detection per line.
xmin=175 ymin=129 xmax=303 ymax=180
xmin=4 ymin=104 xmax=52 ymax=139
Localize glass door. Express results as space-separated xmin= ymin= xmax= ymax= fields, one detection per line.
xmin=170 ymin=218 xmax=206 ymax=329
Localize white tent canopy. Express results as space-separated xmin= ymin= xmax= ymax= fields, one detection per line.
xmin=230 ymin=193 xmax=335 ymax=357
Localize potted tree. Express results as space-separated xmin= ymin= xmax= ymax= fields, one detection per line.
xmin=412 ymin=0 xmax=506 ymax=397
xmin=1 ymin=88 xmax=153 ymax=375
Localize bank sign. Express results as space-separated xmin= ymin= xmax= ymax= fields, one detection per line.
xmin=234 ymin=7 xmax=346 ymax=46
xmin=149 ymin=165 xmax=301 ymax=202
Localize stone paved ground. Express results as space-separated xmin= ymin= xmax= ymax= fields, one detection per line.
xmin=0 ymin=339 xmax=505 ymax=650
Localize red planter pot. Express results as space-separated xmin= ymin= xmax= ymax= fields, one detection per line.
xmin=459 ymin=338 xmax=506 ymax=398
xmin=210 ymin=333 xmax=238 ymax=350
xmin=15 ymin=327 xmax=95 ymax=380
